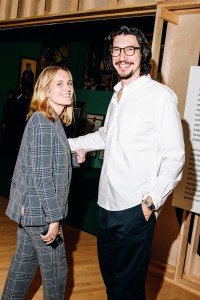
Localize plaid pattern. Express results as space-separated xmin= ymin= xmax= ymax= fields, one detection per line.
xmin=2 ymin=223 xmax=67 ymax=300
xmin=6 ymin=111 xmax=72 ymax=225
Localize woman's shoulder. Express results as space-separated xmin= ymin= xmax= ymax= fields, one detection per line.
xmin=27 ymin=111 xmax=54 ymax=130
xmin=30 ymin=111 xmax=50 ymax=124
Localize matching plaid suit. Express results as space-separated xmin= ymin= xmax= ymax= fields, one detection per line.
xmin=2 ymin=112 xmax=72 ymax=300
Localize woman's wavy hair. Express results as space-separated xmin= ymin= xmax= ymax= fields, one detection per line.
xmin=27 ymin=65 xmax=74 ymax=126
xmin=103 ymin=25 xmax=152 ymax=76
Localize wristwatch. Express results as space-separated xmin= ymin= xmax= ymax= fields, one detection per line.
xmin=142 ymin=199 xmax=155 ymax=212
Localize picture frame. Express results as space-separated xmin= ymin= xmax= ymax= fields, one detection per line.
xmin=19 ymin=57 xmax=38 ymax=93
xmin=84 ymin=113 xmax=105 ymax=157
xmin=83 ymin=39 xmax=114 ymax=91
xmin=84 ymin=113 xmax=104 ymax=134
xmin=40 ymin=42 xmax=70 ymax=71
xmin=99 ymin=150 xmax=104 ymax=160
xmin=66 ymin=107 xmax=81 ymax=138
xmin=64 ymin=101 xmax=86 ymax=138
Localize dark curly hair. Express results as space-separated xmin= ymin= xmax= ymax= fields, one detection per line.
xmin=103 ymin=25 xmax=152 ymax=76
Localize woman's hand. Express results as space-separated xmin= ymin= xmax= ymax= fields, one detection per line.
xmin=40 ymin=221 xmax=60 ymax=245
xmin=75 ymin=148 xmax=86 ymax=164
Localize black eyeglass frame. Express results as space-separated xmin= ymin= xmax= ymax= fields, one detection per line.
xmin=110 ymin=46 xmax=140 ymax=57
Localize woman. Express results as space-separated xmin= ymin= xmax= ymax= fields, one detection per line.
xmin=2 ymin=66 xmax=85 ymax=300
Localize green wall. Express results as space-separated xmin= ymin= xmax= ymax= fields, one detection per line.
xmin=0 ymin=41 xmax=112 ymax=168
xmin=69 ymin=42 xmax=88 ymax=89
xmin=0 ymin=40 xmax=113 ymax=235
xmin=75 ymin=89 xmax=112 ymax=168
xmin=0 ymin=42 xmax=41 ymax=134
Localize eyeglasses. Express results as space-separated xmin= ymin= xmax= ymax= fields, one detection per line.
xmin=110 ymin=46 xmax=140 ymax=57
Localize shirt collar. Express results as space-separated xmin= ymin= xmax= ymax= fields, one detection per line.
xmin=113 ymin=74 xmax=150 ymax=93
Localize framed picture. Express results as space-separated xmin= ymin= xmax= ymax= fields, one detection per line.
xmin=19 ymin=57 xmax=38 ymax=93
xmin=83 ymin=39 xmax=115 ymax=91
xmin=99 ymin=150 xmax=104 ymax=160
xmin=84 ymin=113 xmax=104 ymax=134
xmin=66 ymin=107 xmax=81 ymax=138
xmin=40 ymin=42 xmax=70 ymax=71
xmin=84 ymin=113 xmax=105 ymax=157
xmin=64 ymin=101 xmax=86 ymax=138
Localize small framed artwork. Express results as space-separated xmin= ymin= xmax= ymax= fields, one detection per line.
xmin=19 ymin=57 xmax=38 ymax=93
xmin=84 ymin=113 xmax=104 ymax=134
xmin=66 ymin=107 xmax=81 ymax=137
xmin=83 ymin=39 xmax=114 ymax=91
xmin=40 ymin=42 xmax=70 ymax=71
xmin=84 ymin=113 xmax=105 ymax=157
xmin=99 ymin=150 xmax=104 ymax=160
xmin=65 ymin=101 xmax=86 ymax=138
xmin=74 ymin=107 xmax=81 ymax=119
xmin=87 ymin=150 xmax=97 ymax=158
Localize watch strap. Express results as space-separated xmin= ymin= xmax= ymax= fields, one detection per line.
xmin=142 ymin=199 xmax=155 ymax=212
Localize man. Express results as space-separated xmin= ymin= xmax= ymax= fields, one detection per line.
xmin=69 ymin=25 xmax=185 ymax=300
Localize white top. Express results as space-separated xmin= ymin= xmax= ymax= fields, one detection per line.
xmin=69 ymin=75 xmax=185 ymax=211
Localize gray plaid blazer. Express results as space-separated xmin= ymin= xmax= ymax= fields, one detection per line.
xmin=6 ymin=111 xmax=72 ymax=226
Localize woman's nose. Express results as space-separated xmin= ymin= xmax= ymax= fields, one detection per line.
xmin=64 ymin=83 xmax=71 ymax=90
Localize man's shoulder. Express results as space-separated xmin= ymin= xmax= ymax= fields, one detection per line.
xmin=147 ymin=77 xmax=177 ymax=98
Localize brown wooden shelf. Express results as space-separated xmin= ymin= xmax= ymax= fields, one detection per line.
xmin=0 ymin=4 xmax=156 ymax=28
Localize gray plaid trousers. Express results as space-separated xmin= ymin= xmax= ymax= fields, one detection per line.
xmin=2 ymin=223 xmax=67 ymax=300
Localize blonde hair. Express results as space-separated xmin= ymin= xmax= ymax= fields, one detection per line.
xmin=27 ymin=66 xmax=74 ymax=126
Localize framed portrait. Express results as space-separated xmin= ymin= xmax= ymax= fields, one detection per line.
xmin=84 ymin=113 xmax=105 ymax=157
xmin=40 ymin=42 xmax=70 ymax=71
xmin=19 ymin=57 xmax=38 ymax=93
xmin=83 ymin=39 xmax=115 ymax=91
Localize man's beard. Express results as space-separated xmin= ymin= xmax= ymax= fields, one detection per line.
xmin=119 ymin=70 xmax=134 ymax=80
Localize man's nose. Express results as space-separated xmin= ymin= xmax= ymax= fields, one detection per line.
xmin=119 ymin=48 xmax=127 ymax=59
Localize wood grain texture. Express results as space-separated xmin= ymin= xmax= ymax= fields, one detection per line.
xmin=0 ymin=196 xmax=199 ymax=300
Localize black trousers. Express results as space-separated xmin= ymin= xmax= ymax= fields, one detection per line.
xmin=97 ymin=204 xmax=156 ymax=300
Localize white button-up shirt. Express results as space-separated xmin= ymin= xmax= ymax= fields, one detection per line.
xmin=69 ymin=75 xmax=185 ymax=211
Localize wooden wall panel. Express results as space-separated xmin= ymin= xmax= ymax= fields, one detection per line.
xmin=81 ymin=0 xmax=109 ymax=10
xmin=18 ymin=0 xmax=39 ymax=18
xmin=37 ymin=0 xmax=46 ymax=16
xmin=10 ymin=0 xmax=19 ymax=19
xmin=152 ymin=195 xmax=181 ymax=266
xmin=117 ymin=0 xmax=156 ymax=5
xmin=45 ymin=0 xmax=78 ymax=14
xmin=0 ymin=0 xmax=12 ymax=20
xmin=161 ymin=14 xmax=200 ymax=118
xmin=152 ymin=13 xmax=200 ymax=282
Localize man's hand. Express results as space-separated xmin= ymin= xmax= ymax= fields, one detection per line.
xmin=75 ymin=149 xmax=86 ymax=164
xmin=141 ymin=197 xmax=154 ymax=221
